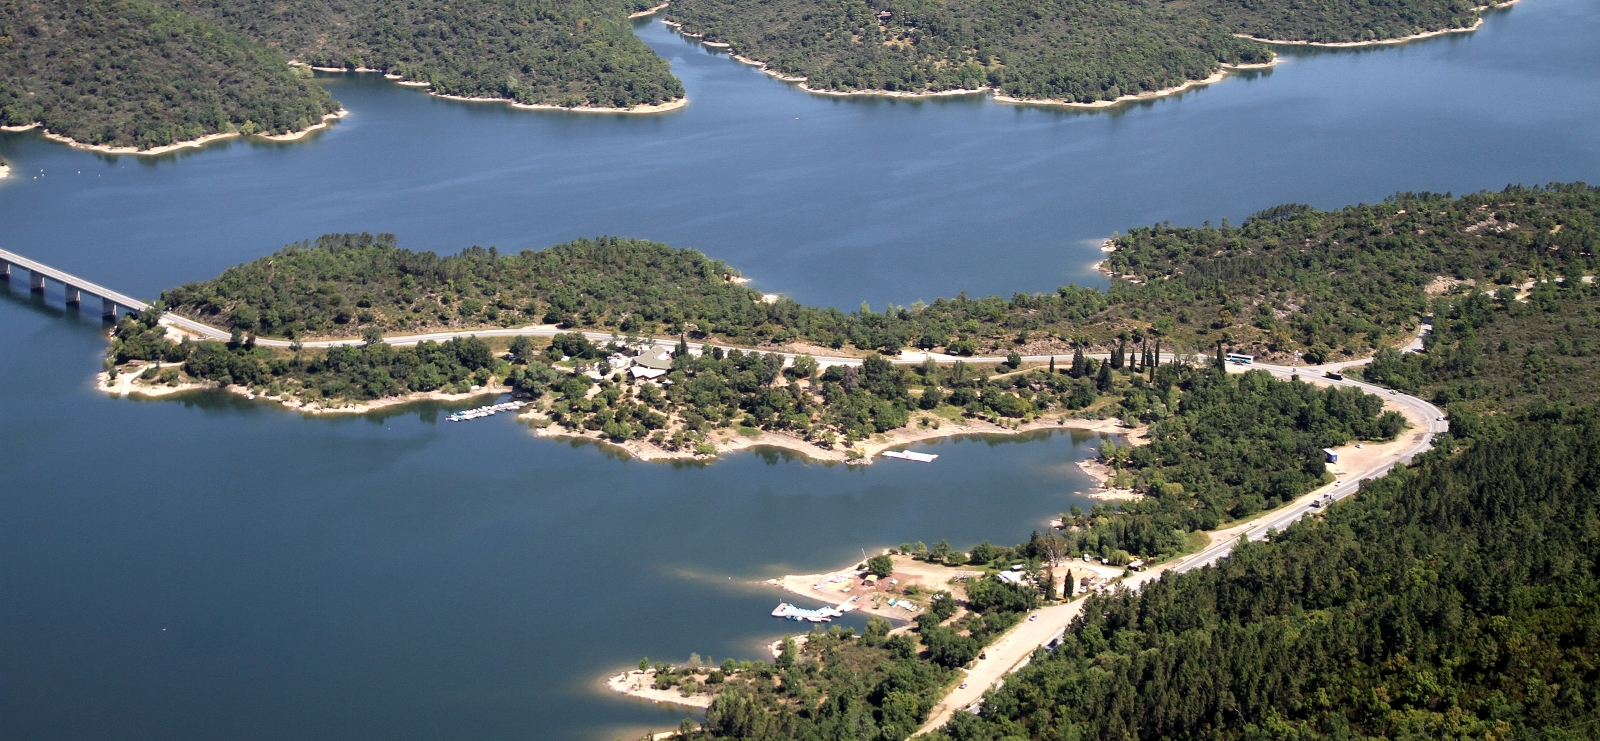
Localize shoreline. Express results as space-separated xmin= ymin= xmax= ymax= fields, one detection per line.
xmin=1236 ymin=19 xmax=1483 ymax=47
xmin=524 ymin=410 xmax=1136 ymax=467
xmin=98 ymin=363 xmax=511 ymax=414
xmin=0 ymin=110 xmax=348 ymax=156
xmin=606 ymin=670 xmax=714 ymax=709
xmin=628 ymin=2 xmax=670 ymax=18
xmin=431 ymin=92 xmax=688 ymax=114
xmin=1236 ymin=0 xmax=1517 ymax=47
xmin=301 ymin=65 xmax=688 ymax=114
xmin=663 ymin=21 xmax=1277 ymax=108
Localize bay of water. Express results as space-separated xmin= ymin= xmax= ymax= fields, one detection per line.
xmin=1 ymin=0 xmax=1597 ymax=738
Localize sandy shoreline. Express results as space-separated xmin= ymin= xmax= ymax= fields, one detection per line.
xmin=525 ymin=410 xmax=1134 ymax=467
xmin=1236 ymin=0 xmax=1516 ymax=47
xmin=430 ymin=92 xmax=687 ymax=114
xmin=0 ymin=161 xmax=9 ymax=179
xmin=0 ymin=110 xmax=347 ymax=156
xmin=606 ymin=670 xmax=714 ymax=709
xmin=661 ymin=20 xmax=1276 ymax=108
xmin=294 ymin=64 xmax=688 ymax=114
xmin=629 ymin=2 xmax=670 ymax=18
xmin=99 ymin=363 xmax=510 ymax=415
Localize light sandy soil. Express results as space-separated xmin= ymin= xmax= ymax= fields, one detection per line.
xmin=628 ymin=1 xmax=669 ymax=17
xmin=766 ymin=554 xmax=987 ymax=622
xmin=664 ymin=21 xmax=1275 ymax=108
xmin=606 ymin=670 xmax=713 ymax=709
xmin=99 ymin=365 xmax=512 ymax=415
xmin=525 ymin=411 xmax=1136 ymax=467
xmin=4 ymin=111 xmax=347 ymax=155
xmin=1234 ymin=1 xmax=1515 ymax=48
xmin=993 ymin=61 xmax=1276 ymax=109
xmin=431 ymin=92 xmax=687 ymax=114
xmin=1425 ymin=275 xmax=1478 ymax=295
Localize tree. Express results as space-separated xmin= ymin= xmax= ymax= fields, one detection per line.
xmin=791 ymin=354 xmax=818 ymax=380
xmin=362 ymin=326 xmax=384 ymax=346
xmin=1005 ymin=350 xmax=1022 ymax=369
xmin=1096 ymin=357 xmax=1114 ymax=392
xmin=508 ymin=335 xmax=534 ymax=361
xmin=866 ymin=553 xmax=894 ymax=577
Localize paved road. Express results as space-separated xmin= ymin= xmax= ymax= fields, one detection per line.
xmin=154 ymin=306 xmax=1447 ymax=733
xmin=154 ymin=316 xmax=1145 ymax=367
xmin=917 ymin=355 xmax=1445 ymax=733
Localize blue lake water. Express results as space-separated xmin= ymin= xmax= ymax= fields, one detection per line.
xmin=1 ymin=0 xmax=1597 ymax=737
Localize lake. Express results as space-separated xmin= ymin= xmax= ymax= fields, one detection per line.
xmin=1 ymin=0 xmax=1597 ymax=737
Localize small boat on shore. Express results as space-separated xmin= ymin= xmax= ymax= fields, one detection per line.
xmin=446 ymin=400 xmax=525 ymax=423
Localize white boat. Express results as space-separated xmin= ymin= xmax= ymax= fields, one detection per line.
xmin=882 ymin=450 xmax=938 ymax=463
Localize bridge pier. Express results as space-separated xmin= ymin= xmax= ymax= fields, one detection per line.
xmin=30 ymin=270 xmax=46 ymax=293
xmin=103 ymin=298 xmax=119 ymax=321
xmin=0 ymin=259 xmax=9 ymax=281
xmin=65 ymin=284 xmax=81 ymax=306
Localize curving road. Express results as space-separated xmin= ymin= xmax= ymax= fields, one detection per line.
xmin=154 ymin=311 xmax=1445 ymax=734
xmin=916 ymin=351 xmax=1445 ymax=734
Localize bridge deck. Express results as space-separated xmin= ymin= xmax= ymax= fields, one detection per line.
xmin=0 ymin=247 xmax=150 ymax=312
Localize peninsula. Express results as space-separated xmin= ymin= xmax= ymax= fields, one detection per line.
xmin=597 ymin=184 xmax=1598 ymax=741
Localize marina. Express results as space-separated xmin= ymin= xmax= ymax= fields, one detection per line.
xmin=772 ymin=602 xmax=854 ymax=623
xmin=446 ymin=401 xmax=525 ymax=422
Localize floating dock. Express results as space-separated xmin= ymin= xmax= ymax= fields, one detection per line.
xmin=772 ymin=602 xmax=853 ymax=622
xmin=447 ymin=401 xmax=525 ymax=422
xmin=882 ymin=450 xmax=938 ymax=463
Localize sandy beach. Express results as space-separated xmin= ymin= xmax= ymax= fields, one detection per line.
xmin=606 ymin=670 xmax=714 ymax=709
xmin=1 ymin=110 xmax=347 ymax=156
xmin=524 ymin=409 xmax=1135 ymax=467
xmin=0 ymin=160 xmax=9 ymax=179
xmin=629 ymin=1 xmax=670 ymax=18
xmin=99 ymin=362 xmax=511 ymax=415
xmin=662 ymin=21 xmax=1277 ymax=108
xmin=1235 ymin=0 xmax=1515 ymax=47
xmin=430 ymin=92 xmax=687 ymax=114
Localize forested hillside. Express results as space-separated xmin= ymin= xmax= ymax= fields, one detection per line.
xmin=661 ymin=0 xmax=1506 ymax=101
xmin=931 ymin=407 xmax=1600 ymax=741
xmin=662 ymin=0 xmax=1269 ymax=103
xmin=0 ymin=0 xmax=338 ymax=149
xmin=1182 ymin=0 xmax=1499 ymax=43
xmin=1360 ymin=277 xmax=1600 ymax=418
xmin=0 ymin=0 xmax=681 ymax=151
xmin=177 ymin=0 xmax=684 ymax=108
xmin=152 ymin=185 xmax=1599 ymax=371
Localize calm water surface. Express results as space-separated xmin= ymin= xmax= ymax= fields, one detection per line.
xmin=2 ymin=0 xmax=1598 ymax=738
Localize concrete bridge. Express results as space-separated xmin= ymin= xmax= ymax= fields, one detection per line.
xmin=0 ymin=247 xmax=150 ymax=320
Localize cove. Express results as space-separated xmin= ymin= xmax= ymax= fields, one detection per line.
xmin=1 ymin=0 xmax=1598 ymax=738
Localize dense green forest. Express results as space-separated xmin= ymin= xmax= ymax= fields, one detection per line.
xmin=176 ymin=0 xmax=683 ymax=108
xmin=662 ymin=0 xmax=1269 ymax=103
xmin=0 ymin=0 xmax=339 ymax=149
xmin=0 ymin=0 xmax=680 ymax=150
xmin=660 ymin=0 xmax=1506 ymax=101
xmin=644 ymin=576 xmax=1041 ymax=740
xmin=1358 ymin=278 xmax=1600 ymax=419
xmin=927 ymin=407 xmax=1600 ymax=741
xmin=153 ymin=185 xmax=1599 ymax=365
xmin=1182 ymin=0 xmax=1500 ymax=44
